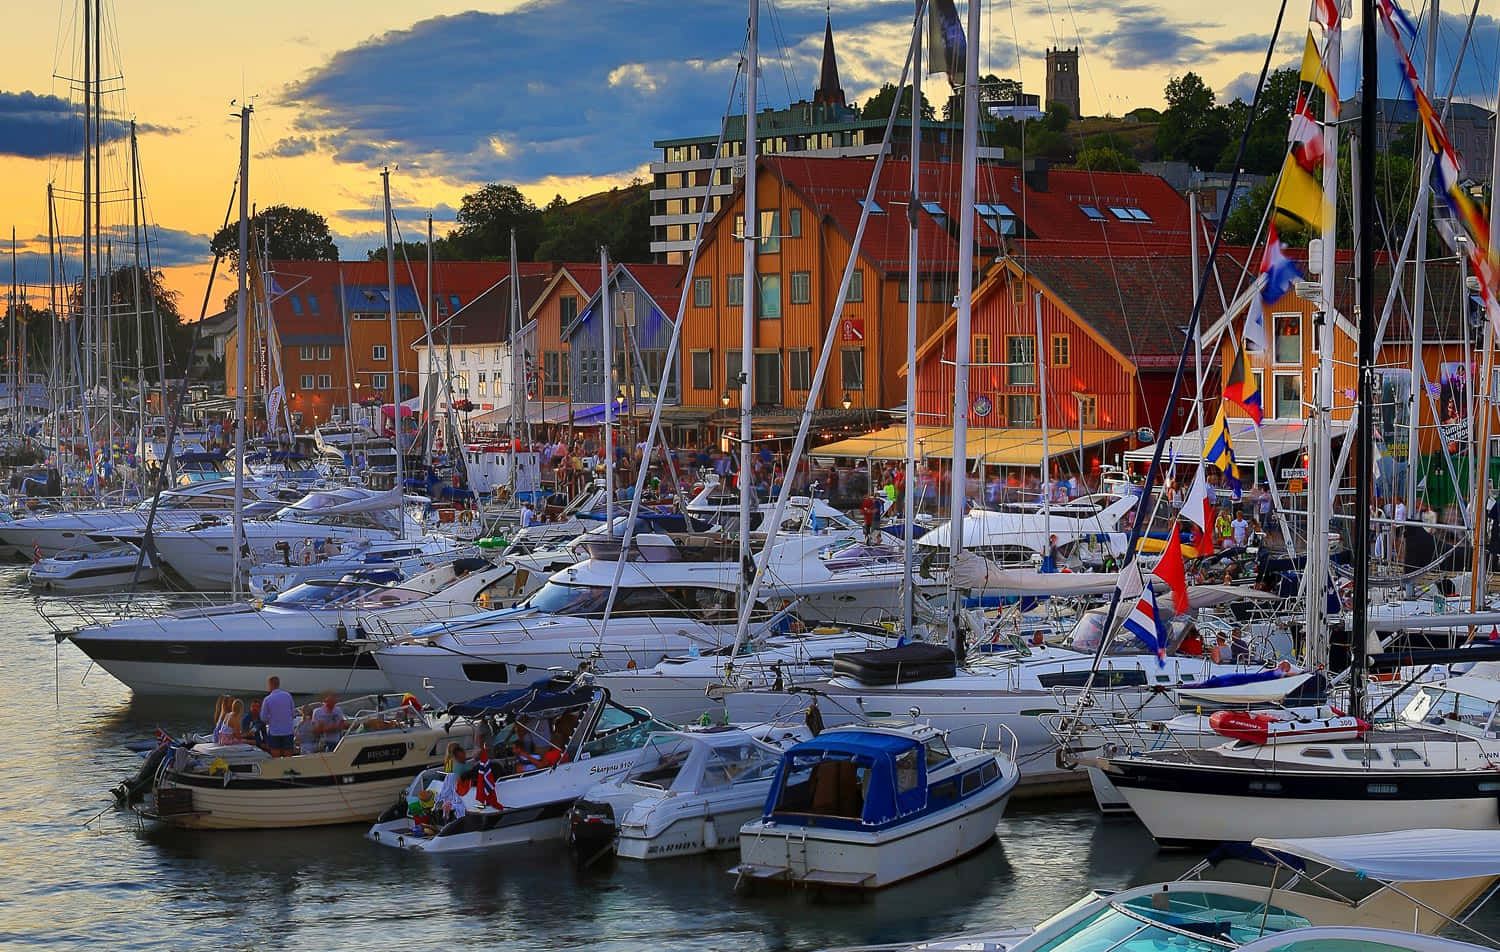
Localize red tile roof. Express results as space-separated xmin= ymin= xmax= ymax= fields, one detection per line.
xmin=619 ymin=263 xmax=687 ymax=316
xmin=757 ymin=156 xmax=1194 ymax=272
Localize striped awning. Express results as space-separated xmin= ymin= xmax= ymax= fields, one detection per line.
xmin=810 ymin=426 xmax=1127 ymax=464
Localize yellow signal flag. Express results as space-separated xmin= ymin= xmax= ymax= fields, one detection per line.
xmin=1300 ymin=30 xmax=1338 ymax=110
xmin=1273 ymin=152 xmax=1323 ymax=232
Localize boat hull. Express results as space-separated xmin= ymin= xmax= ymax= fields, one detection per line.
xmin=736 ymin=782 xmax=1011 ymax=888
xmin=152 ymin=768 xmax=421 ymax=829
xmin=1106 ymin=761 xmax=1500 ymax=846
xmin=616 ymin=804 xmax=763 ymax=860
xmin=65 ymin=651 xmax=389 ymax=697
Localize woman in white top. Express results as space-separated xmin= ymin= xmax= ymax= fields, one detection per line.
xmin=214 ymin=699 xmax=244 ymax=745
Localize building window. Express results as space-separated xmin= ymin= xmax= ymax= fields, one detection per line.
xmin=897 ymin=279 xmax=908 ymax=302
xmin=691 ymin=350 xmax=713 ymax=390
xmin=372 ymin=373 xmax=388 ymax=391
xmin=373 ymin=344 xmax=388 ymax=362
xmin=754 ymin=352 xmax=782 ymax=404
xmin=307 ymin=294 xmax=320 ymax=314
xmin=788 ymin=208 xmax=802 ymax=237
xmin=449 ymin=294 xmax=461 ymax=312
xmin=727 ymin=275 xmax=744 ymax=307
xmin=759 ymin=274 xmax=781 ymax=318
xmin=458 ymin=349 xmax=467 ymax=365
xmin=317 ymin=374 xmax=332 ymax=390
xmin=560 ymin=296 xmax=579 ymax=325
xmin=299 ymin=345 xmax=315 ymax=360
xmin=543 ymin=351 xmax=569 ymax=397
xmin=289 ymin=295 xmax=303 ymax=315
xmin=1051 ymin=334 xmax=1071 ymax=367
xmin=1273 ymin=372 xmax=1302 ymax=419
xmin=299 ymin=374 xmax=314 ymax=390
xmin=494 ymin=348 xmax=503 ymax=363
xmin=1077 ymin=394 xmax=1097 ymax=426
xmin=847 ymin=268 xmax=864 ymax=303
xmin=789 ymin=349 xmax=812 ymax=391
xmin=1080 ymin=205 xmax=1105 ymax=221
xmin=693 ymin=277 xmax=712 ymax=308
xmin=841 ymin=347 xmax=864 ymax=391
xmin=316 ymin=345 xmax=332 ymax=361
xmin=759 ymin=210 xmax=780 ymax=254
xmin=1274 ymin=312 xmax=1301 ymax=364
xmin=477 ymin=371 xmax=487 ymax=397
xmin=726 ymin=349 xmax=743 ymax=390
xmin=790 ymin=271 xmax=811 ymax=305
xmin=1008 ymin=394 xmax=1037 ymax=426
xmin=1006 ymin=335 xmax=1036 ymax=385
xmin=972 ymin=334 xmax=991 ymax=366
xmin=734 ymin=213 xmax=745 ymax=239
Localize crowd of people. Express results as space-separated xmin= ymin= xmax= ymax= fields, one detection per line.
xmin=208 ymin=676 xmax=350 ymax=757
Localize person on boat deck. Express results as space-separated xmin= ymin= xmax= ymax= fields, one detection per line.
xmin=512 ymin=717 xmax=560 ymax=772
xmin=261 ymin=676 xmax=297 ymax=757
xmin=295 ymin=705 xmax=319 ymax=755
xmin=1177 ymin=623 xmax=1205 ymax=657
xmin=241 ymin=699 xmax=267 ymax=748
xmin=215 ymin=699 xmax=245 ymax=745
xmin=311 ymin=692 xmax=349 ymax=751
xmin=320 ymin=537 xmax=340 ymax=560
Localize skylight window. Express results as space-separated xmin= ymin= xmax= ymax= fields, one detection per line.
xmin=1109 ymin=207 xmax=1134 ymax=220
xmin=288 ymin=295 xmax=303 ymax=315
xmin=1080 ymin=205 xmax=1105 ymax=221
xmin=975 ymin=203 xmax=1015 ymax=217
xmin=1128 ymin=207 xmax=1152 ymax=221
xmin=921 ymin=201 xmax=945 ymax=216
xmin=859 ymin=199 xmax=885 ymax=214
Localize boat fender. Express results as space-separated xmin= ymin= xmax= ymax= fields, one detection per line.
xmin=702 ymin=818 xmax=718 ymax=850
xmin=336 ymin=620 xmax=348 ymax=644
xmin=458 ymin=510 xmax=476 ymax=525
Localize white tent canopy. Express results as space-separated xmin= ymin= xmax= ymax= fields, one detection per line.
xmin=1124 ymin=420 xmax=1349 ymax=465
xmin=1253 ymin=829 xmax=1500 ymax=882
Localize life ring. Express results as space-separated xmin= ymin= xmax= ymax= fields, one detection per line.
xmin=458 ymin=510 xmax=476 ymax=525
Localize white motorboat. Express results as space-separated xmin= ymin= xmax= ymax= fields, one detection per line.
xmin=814 ymin=829 xmax=1500 ymax=951
xmin=28 ymin=542 xmax=157 ymax=592
xmin=365 ymin=675 xmax=676 ymax=853
xmin=1097 ymin=670 xmax=1500 ymax=846
xmin=247 ymin=535 xmax=475 ymax=598
xmin=59 ymin=557 xmax=514 ymax=696
xmin=148 ymin=486 xmax=423 ymax=590
xmin=732 ymin=720 xmax=1019 ymax=888
xmin=0 ymin=478 xmax=294 ymax=561
xmin=915 ymin=490 xmax=1138 ymax=563
xmin=370 ymin=530 xmax=848 ymax=708
xmin=567 ymin=725 xmax=808 ymax=860
xmin=132 ymin=695 xmax=475 ymax=829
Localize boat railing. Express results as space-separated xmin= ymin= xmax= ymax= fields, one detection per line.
xmin=37 ymin=589 xmax=242 ymax=636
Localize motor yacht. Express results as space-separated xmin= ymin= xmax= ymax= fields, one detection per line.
xmin=59 ymin=557 xmax=513 ymax=696
xmin=29 ymin=541 xmax=157 ymax=592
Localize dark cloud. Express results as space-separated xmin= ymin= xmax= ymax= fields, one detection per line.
xmin=259 ymin=135 xmax=317 ymax=158
xmin=277 ymin=0 xmax=913 ymax=182
xmin=1088 ymin=4 xmax=1218 ymax=69
xmin=1339 ymin=10 xmax=1500 ymax=105
xmin=0 ymin=89 xmax=177 ymax=159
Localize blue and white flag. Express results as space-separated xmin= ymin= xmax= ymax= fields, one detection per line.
xmin=1121 ymin=585 xmax=1168 ymax=667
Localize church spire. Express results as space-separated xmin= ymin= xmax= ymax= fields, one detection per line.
xmin=813 ymin=13 xmax=845 ymax=109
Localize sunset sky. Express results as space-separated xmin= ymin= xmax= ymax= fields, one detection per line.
xmin=0 ymin=0 xmax=1494 ymax=323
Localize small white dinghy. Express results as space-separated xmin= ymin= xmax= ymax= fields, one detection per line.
xmin=29 ymin=541 xmax=157 ymax=592
xmin=733 ymin=721 xmax=1019 ymax=889
xmin=568 ymin=725 xmax=809 ymax=861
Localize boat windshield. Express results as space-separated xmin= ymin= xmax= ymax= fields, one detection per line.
xmin=524 ymin=582 xmax=611 ymax=616
xmin=1401 ymin=685 xmax=1499 ymax=730
xmin=271 ymin=579 xmax=378 ymax=608
xmin=351 ymin=586 xmax=429 ymax=610
xmin=1032 ymin=892 xmax=1311 ymax=952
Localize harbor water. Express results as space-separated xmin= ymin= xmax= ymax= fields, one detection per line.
xmin=0 ymin=563 xmax=1483 ymax=951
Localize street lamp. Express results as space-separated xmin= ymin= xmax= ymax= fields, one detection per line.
xmin=720 ymin=390 xmax=731 ymax=407
xmin=842 ymin=391 xmax=853 ymax=411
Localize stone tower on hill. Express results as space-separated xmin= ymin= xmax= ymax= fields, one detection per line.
xmin=1045 ymin=47 xmax=1081 ymax=119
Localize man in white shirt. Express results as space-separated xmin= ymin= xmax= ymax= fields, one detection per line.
xmin=1230 ymin=515 xmax=1250 ymax=546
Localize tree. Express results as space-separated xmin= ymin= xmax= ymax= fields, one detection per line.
xmin=1215 ymin=68 xmax=1301 ymax=175
xmin=860 ymin=83 xmax=935 ymax=121
xmin=1154 ymin=73 xmax=1231 ymax=171
xmin=447 ymin=183 xmax=544 ymax=260
xmin=1074 ymin=146 xmax=1140 ymax=173
xmin=209 ymin=204 xmax=339 ymax=270
xmin=532 ymin=186 xmax=652 ymax=263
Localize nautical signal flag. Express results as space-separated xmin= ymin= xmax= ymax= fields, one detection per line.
xmin=1260 ymin=225 xmax=1303 ymax=302
xmin=1223 ymin=340 xmax=1264 ymax=425
xmin=927 ymin=0 xmax=966 ymax=84
xmin=1122 ymin=585 xmax=1169 ymax=667
xmin=1153 ymin=522 xmax=1190 ymax=613
xmin=1311 ymin=0 xmax=1340 ymax=33
xmin=1182 ymin=462 xmax=1214 ymax=556
xmin=1299 ymin=30 xmax=1338 ymax=114
xmin=1205 ymin=406 xmax=1238 ymax=478
xmin=1289 ymin=93 xmax=1325 ymax=175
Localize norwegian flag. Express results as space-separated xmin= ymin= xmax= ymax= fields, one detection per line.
xmin=474 ymin=746 xmax=500 ymax=809
xmin=1260 ymin=225 xmax=1303 ymax=304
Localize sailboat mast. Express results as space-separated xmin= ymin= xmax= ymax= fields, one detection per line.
xmin=11 ymin=228 xmax=18 ymax=416
xmin=130 ymin=121 xmax=147 ymax=492
xmin=81 ymin=0 xmax=92 ymax=450
xmin=47 ymin=184 xmax=60 ymax=467
xmin=509 ymin=227 xmax=521 ymax=499
xmin=740 ymin=0 xmax=759 ymax=598
xmin=1469 ymin=82 xmax=1500 ymax=609
xmin=601 ymin=247 xmax=614 ymax=526
xmin=232 ymin=104 xmax=251 ymax=596
xmin=93 ymin=0 xmax=103 ymax=437
xmin=903 ymin=0 xmax=922 ymax=637
xmin=1351 ymin=0 xmax=1377 ymax=718
xmin=947 ymin=0 xmax=980 ymax=654
xmin=1306 ymin=20 xmax=1341 ymax=669
xmin=424 ymin=213 xmax=435 ymax=460
xmin=1403 ymin=0 xmax=1439 ymax=525
xmin=381 ymin=167 xmax=405 ymax=533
